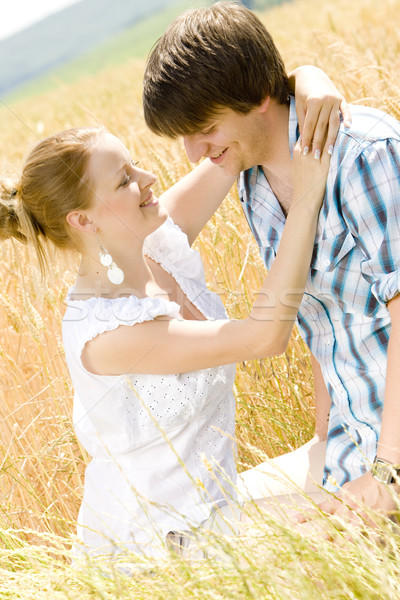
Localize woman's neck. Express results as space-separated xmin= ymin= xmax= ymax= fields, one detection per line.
xmin=72 ymin=246 xmax=157 ymax=300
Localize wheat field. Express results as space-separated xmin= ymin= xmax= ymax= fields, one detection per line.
xmin=0 ymin=0 xmax=399 ymax=597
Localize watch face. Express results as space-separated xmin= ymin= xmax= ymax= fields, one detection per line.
xmin=374 ymin=462 xmax=393 ymax=484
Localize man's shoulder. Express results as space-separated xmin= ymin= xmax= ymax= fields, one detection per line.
xmin=339 ymin=105 xmax=400 ymax=148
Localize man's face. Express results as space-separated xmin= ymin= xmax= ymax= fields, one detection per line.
xmin=183 ymin=105 xmax=270 ymax=176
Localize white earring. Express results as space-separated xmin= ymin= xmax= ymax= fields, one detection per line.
xmin=97 ymin=237 xmax=124 ymax=285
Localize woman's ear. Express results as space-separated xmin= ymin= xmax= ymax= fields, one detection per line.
xmin=66 ymin=211 xmax=96 ymax=234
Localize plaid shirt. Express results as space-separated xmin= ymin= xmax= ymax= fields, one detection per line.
xmin=238 ymin=97 xmax=400 ymax=490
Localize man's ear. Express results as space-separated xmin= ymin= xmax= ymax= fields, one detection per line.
xmin=66 ymin=211 xmax=96 ymax=234
xmin=258 ymin=95 xmax=271 ymax=114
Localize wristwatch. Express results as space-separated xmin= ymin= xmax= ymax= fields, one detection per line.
xmin=371 ymin=457 xmax=400 ymax=484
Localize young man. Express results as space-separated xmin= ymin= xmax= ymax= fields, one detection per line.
xmin=142 ymin=2 xmax=400 ymax=520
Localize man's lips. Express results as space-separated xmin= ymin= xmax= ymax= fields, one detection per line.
xmin=209 ymin=148 xmax=228 ymax=164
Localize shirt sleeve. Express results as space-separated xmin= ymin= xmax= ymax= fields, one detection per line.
xmin=342 ymin=137 xmax=400 ymax=306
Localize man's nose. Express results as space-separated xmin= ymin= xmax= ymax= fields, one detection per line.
xmin=183 ymin=135 xmax=206 ymax=163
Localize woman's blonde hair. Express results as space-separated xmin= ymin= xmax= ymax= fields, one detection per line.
xmin=0 ymin=127 xmax=103 ymax=274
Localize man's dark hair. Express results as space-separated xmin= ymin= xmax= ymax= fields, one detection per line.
xmin=143 ymin=1 xmax=290 ymax=138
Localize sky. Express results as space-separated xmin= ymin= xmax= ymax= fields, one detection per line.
xmin=0 ymin=0 xmax=82 ymax=40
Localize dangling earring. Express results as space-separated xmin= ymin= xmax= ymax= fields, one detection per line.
xmin=97 ymin=236 xmax=124 ymax=285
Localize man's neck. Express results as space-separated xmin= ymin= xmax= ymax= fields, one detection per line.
xmin=260 ymin=99 xmax=293 ymax=214
xmin=262 ymin=166 xmax=293 ymax=215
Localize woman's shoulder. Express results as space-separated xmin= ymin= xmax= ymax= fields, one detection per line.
xmin=62 ymin=291 xmax=180 ymax=343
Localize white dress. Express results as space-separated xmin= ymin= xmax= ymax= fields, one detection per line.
xmin=62 ymin=218 xmax=237 ymax=558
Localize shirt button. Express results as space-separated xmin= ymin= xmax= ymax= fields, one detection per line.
xmin=324 ymin=337 xmax=331 ymax=345
xmin=324 ymin=259 xmax=330 ymax=267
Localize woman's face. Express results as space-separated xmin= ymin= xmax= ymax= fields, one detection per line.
xmin=86 ymin=132 xmax=167 ymax=248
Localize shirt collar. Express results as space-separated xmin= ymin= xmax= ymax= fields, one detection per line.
xmin=288 ymin=95 xmax=300 ymax=157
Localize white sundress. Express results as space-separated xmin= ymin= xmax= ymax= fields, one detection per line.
xmin=62 ymin=217 xmax=237 ymax=559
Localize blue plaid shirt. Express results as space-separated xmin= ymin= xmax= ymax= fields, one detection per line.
xmin=238 ymin=97 xmax=400 ymax=490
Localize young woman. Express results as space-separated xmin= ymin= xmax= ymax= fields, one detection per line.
xmin=0 ymin=75 xmax=342 ymax=560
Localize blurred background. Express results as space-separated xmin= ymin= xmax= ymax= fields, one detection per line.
xmin=0 ymin=0 xmax=283 ymax=101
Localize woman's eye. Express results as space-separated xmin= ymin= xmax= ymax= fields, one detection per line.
xmin=120 ymin=174 xmax=131 ymax=187
xmin=119 ymin=161 xmax=139 ymax=187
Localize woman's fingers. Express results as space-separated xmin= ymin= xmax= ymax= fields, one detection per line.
xmin=322 ymin=105 xmax=341 ymax=156
xmin=322 ymin=97 xmax=352 ymax=156
xmin=305 ymin=99 xmax=335 ymax=158
xmin=301 ymin=96 xmax=353 ymax=159
xmin=299 ymin=97 xmax=322 ymax=155
xmin=312 ymin=103 xmax=335 ymax=157
xmin=339 ymin=97 xmax=352 ymax=129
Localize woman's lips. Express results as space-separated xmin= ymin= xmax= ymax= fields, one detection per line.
xmin=140 ymin=191 xmax=158 ymax=207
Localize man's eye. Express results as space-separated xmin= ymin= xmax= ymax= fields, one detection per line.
xmin=201 ymin=126 xmax=215 ymax=135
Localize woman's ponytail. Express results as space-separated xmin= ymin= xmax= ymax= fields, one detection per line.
xmin=0 ymin=127 xmax=103 ymax=276
xmin=0 ymin=180 xmax=26 ymax=243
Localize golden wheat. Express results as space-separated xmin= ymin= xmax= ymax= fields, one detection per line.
xmin=0 ymin=0 xmax=399 ymax=596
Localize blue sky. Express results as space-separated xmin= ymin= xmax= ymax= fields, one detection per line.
xmin=0 ymin=0 xmax=82 ymax=40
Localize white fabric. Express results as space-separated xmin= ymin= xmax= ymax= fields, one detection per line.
xmin=238 ymin=439 xmax=327 ymax=500
xmin=62 ymin=217 xmax=237 ymax=558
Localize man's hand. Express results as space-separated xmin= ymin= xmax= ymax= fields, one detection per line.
xmin=298 ymin=471 xmax=400 ymax=529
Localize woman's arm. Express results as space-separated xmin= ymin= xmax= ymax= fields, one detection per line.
xmin=288 ymin=65 xmax=352 ymax=157
xmin=159 ymin=159 xmax=235 ymax=246
xmin=82 ymin=143 xmax=330 ymax=376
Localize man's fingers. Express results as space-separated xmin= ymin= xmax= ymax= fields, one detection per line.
xmin=296 ymin=508 xmax=315 ymax=524
xmin=318 ymin=497 xmax=340 ymax=515
xmin=296 ymin=498 xmax=335 ymax=523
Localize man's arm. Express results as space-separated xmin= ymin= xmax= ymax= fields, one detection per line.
xmin=299 ymin=309 xmax=400 ymax=523
xmin=302 ymin=138 xmax=400 ymax=523
xmin=377 ymin=293 xmax=400 ymax=467
xmin=316 ymin=295 xmax=400 ymax=520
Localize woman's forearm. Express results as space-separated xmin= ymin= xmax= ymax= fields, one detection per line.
xmin=246 ymin=200 xmax=321 ymax=356
xmin=244 ymin=144 xmax=329 ymax=357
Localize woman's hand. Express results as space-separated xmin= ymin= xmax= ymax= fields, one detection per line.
xmin=291 ymin=137 xmax=331 ymax=213
xmin=289 ymin=65 xmax=352 ymax=159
